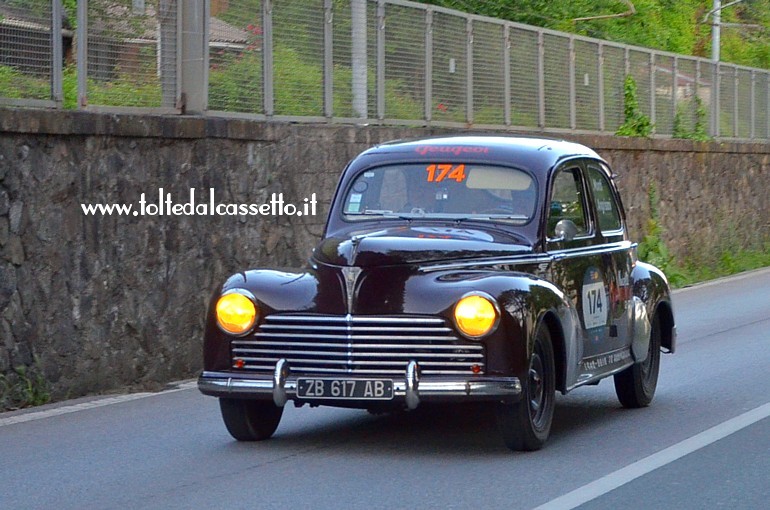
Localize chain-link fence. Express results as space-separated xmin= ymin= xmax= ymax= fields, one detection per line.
xmin=0 ymin=0 xmax=62 ymax=107
xmin=2 ymin=0 xmax=770 ymax=141
xmin=78 ymin=0 xmax=178 ymax=110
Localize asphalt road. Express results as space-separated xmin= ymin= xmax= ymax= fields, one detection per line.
xmin=1 ymin=268 xmax=769 ymax=510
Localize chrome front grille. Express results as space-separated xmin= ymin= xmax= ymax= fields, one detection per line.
xmin=231 ymin=314 xmax=485 ymax=376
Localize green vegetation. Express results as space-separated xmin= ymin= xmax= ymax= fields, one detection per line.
xmin=208 ymin=45 xmax=423 ymax=118
xmin=616 ymin=75 xmax=654 ymax=137
xmin=62 ymin=0 xmax=77 ymax=28
xmin=64 ymin=67 xmax=161 ymax=108
xmin=0 ymin=360 xmax=50 ymax=411
xmin=657 ymin=242 xmax=770 ymax=288
xmin=637 ymin=183 xmax=770 ymax=288
xmin=637 ymin=184 xmax=687 ymax=285
xmin=673 ymin=95 xmax=711 ymax=141
xmin=0 ymin=64 xmax=162 ymax=108
xmin=209 ymin=51 xmax=264 ymax=113
xmin=0 ymin=65 xmax=50 ymax=101
xmin=679 ymin=245 xmax=770 ymax=284
xmin=421 ymin=0 xmax=770 ymax=70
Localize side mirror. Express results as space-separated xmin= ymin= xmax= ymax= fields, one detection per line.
xmin=553 ymin=219 xmax=578 ymax=242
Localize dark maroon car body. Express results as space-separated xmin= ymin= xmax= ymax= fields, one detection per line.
xmin=199 ymin=136 xmax=676 ymax=450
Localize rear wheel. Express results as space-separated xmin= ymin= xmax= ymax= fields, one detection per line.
xmin=614 ymin=312 xmax=661 ymax=408
xmin=496 ymin=324 xmax=556 ymax=451
xmin=219 ymin=398 xmax=283 ymax=441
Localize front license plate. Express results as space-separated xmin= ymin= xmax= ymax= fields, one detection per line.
xmin=297 ymin=378 xmax=394 ymax=400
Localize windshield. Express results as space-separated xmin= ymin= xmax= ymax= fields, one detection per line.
xmin=342 ymin=163 xmax=536 ymax=224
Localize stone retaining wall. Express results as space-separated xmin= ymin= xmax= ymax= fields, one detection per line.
xmin=1 ymin=109 xmax=768 ymax=399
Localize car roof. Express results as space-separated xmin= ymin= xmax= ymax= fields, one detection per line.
xmin=358 ymin=135 xmax=604 ymax=173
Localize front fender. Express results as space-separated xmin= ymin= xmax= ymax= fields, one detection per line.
xmin=204 ymin=267 xmax=335 ymax=371
xmin=411 ymin=270 xmax=578 ymax=390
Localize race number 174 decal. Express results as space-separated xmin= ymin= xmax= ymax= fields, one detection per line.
xmin=582 ymin=268 xmax=608 ymax=330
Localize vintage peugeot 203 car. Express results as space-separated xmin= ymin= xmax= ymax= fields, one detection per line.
xmin=198 ymin=135 xmax=676 ymax=451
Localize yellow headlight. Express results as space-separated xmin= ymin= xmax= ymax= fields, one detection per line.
xmin=216 ymin=292 xmax=257 ymax=335
xmin=454 ymin=294 xmax=498 ymax=338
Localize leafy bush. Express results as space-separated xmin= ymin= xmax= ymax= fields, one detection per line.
xmin=616 ymin=75 xmax=653 ymax=137
xmin=673 ymin=96 xmax=711 ymax=142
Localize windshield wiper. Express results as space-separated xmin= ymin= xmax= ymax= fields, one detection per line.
xmin=345 ymin=210 xmax=394 ymax=217
xmin=453 ymin=214 xmax=529 ymax=223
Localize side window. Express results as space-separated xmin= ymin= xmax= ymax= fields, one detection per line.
xmin=548 ymin=167 xmax=589 ymax=237
xmin=587 ymin=166 xmax=622 ymax=232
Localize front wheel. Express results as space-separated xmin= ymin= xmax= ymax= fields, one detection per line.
xmin=496 ymin=324 xmax=556 ymax=451
xmin=614 ymin=312 xmax=662 ymax=408
xmin=219 ymin=398 xmax=284 ymax=441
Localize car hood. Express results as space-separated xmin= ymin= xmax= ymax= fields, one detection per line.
xmin=313 ymin=225 xmax=532 ymax=267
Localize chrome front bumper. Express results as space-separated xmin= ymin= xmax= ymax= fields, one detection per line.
xmin=198 ymin=359 xmax=521 ymax=410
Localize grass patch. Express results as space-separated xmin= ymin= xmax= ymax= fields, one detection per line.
xmin=675 ymin=246 xmax=770 ymax=286
xmin=0 ymin=360 xmax=51 ymax=411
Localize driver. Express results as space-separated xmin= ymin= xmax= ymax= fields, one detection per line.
xmin=404 ymin=184 xmax=437 ymax=213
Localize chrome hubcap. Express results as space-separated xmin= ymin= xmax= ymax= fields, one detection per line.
xmin=529 ymin=353 xmax=545 ymax=420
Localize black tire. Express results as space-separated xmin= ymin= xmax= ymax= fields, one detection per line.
xmin=496 ymin=324 xmax=556 ymax=452
xmin=614 ymin=312 xmax=662 ymax=408
xmin=219 ymin=398 xmax=283 ymax=441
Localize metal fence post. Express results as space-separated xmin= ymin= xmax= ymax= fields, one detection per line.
xmin=376 ymin=0 xmax=385 ymax=121
xmin=598 ymin=42 xmax=605 ymax=132
xmin=569 ymin=35 xmax=576 ymax=130
xmin=650 ymin=52 xmax=656 ymax=130
xmin=425 ymin=8 xmax=433 ymax=123
xmin=733 ymin=66 xmax=738 ymax=138
xmin=176 ymin=0 xmax=183 ymax=110
xmin=750 ymin=70 xmax=755 ymax=139
xmin=672 ymin=56 xmax=678 ymax=130
xmin=179 ymin=0 xmax=208 ymax=114
xmin=466 ymin=17 xmax=473 ymax=125
xmin=52 ymin=0 xmax=63 ymax=105
xmin=624 ymin=47 xmax=630 ymax=76
xmin=263 ymin=0 xmax=274 ymax=117
xmin=712 ymin=63 xmax=720 ymax=137
xmin=695 ymin=59 xmax=701 ymax=123
xmin=351 ymin=0 xmax=367 ymax=119
xmin=159 ymin=0 xmax=179 ymax=109
xmin=503 ymin=24 xmax=511 ymax=126
xmin=76 ymin=0 xmax=88 ymax=108
xmin=537 ymin=30 xmax=545 ymax=129
xmin=324 ymin=0 xmax=333 ymax=119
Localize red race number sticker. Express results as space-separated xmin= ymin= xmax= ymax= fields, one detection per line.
xmin=426 ymin=164 xmax=466 ymax=183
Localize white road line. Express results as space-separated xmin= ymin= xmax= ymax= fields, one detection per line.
xmin=533 ymin=402 xmax=770 ymax=510
xmin=0 ymin=380 xmax=198 ymax=427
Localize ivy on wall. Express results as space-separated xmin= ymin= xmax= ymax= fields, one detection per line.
xmin=616 ymin=75 xmax=653 ymax=137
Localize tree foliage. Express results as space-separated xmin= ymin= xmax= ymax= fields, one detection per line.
xmin=420 ymin=0 xmax=770 ymax=69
